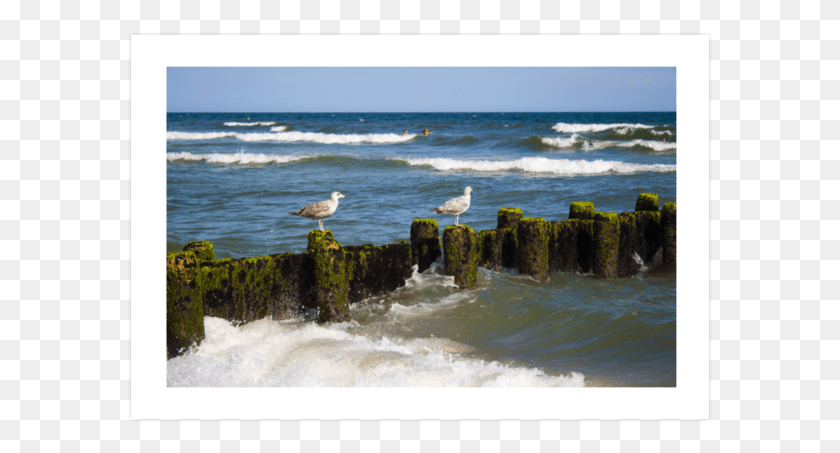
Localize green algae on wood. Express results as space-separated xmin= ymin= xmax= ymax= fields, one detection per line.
xmin=476 ymin=229 xmax=504 ymax=272
xmin=443 ymin=225 xmax=478 ymax=289
xmin=661 ymin=202 xmax=677 ymax=264
xmin=548 ymin=220 xmax=575 ymax=274
xmin=346 ymin=241 xmax=412 ymax=303
xmin=569 ymin=202 xmax=595 ymax=220
xmin=410 ymin=218 xmax=441 ymax=273
xmin=517 ymin=217 xmax=550 ymax=282
xmin=308 ymin=230 xmax=350 ymax=323
xmin=182 ymin=241 xmax=215 ymax=261
xmin=497 ymin=207 xmax=524 ymax=230
xmin=166 ymin=251 xmax=205 ymax=359
xmin=635 ymin=193 xmax=659 ymax=212
xmin=198 ymin=252 xmax=309 ymax=324
xmin=592 ymin=212 xmax=620 ymax=279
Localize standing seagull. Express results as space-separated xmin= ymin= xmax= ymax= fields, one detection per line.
xmin=431 ymin=186 xmax=472 ymax=226
xmin=289 ymin=191 xmax=346 ymax=232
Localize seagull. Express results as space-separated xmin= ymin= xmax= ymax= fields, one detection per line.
xmin=431 ymin=186 xmax=472 ymax=226
xmin=289 ymin=191 xmax=346 ymax=232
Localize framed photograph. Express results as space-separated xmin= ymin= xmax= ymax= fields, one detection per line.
xmin=132 ymin=35 xmax=709 ymax=419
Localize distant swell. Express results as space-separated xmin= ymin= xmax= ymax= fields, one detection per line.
xmin=167 ymin=132 xmax=237 ymax=140
xmin=166 ymin=151 xmax=309 ymax=164
xmin=224 ymin=122 xmax=280 ymax=127
xmin=551 ymin=123 xmax=660 ymax=133
xmin=394 ymin=157 xmax=676 ymax=175
xmin=167 ymin=130 xmax=415 ymax=144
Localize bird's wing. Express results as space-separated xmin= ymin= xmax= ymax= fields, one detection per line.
xmin=298 ymin=200 xmax=332 ymax=218
xmin=436 ymin=195 xmax=468 ymax=213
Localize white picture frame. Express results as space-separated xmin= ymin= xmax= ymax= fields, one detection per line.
xmin=132 ymin=35 xmax=709 ymax=420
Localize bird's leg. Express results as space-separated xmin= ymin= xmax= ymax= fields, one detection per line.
xmin=455 ymin=214 xmax=459 ymax=226
xmin=319 ymin=220 xmax=324 ymax=232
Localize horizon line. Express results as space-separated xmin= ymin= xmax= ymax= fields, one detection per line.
xmin=167 ymin=110 xmax=678 ymax=114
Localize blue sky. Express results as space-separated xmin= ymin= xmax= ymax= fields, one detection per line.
xmin=167 ymin=67 xmax=676 ymax=112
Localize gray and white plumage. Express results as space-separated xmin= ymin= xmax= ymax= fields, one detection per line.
xmin=290 ymin=191 xmax=346 ymax=231
xmin=431 ymin=186 xmax=472 ymax=226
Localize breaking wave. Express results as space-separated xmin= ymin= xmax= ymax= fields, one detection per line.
xmin=166 ymin=151 xmax=310 ymax=164
xmin=541 ymin=136 xmax=677 ymax=152
xmin=551 ymin=123 xmax=660 ymax=133
xmin=166 ymin=316 xmax=586 ymax=387
xmin=583 ymin=139 xmax=677 ymax=152
xmin=540 ymin=133 xmax=585 ymax=148
xmin=393 ymin=157 xmax=676 ymax=175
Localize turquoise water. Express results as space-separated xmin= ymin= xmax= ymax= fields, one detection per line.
xmin=166 ymin=112 xmax=676 ymax=387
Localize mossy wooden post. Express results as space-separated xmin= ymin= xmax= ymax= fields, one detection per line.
xmin=517 ymin=218 xmax=550 ymax=282
xmin=497 ymin=207 xmax=523 ymax=229
xmin=569 ymin=202 xmax=595 ymax=220
xmin=498 ymin=208 xmax=523 ymax=270
xmin=410 ymin=219 xmax=441 ymax=273
xmin=308 ymin=230 xmax=350 ymax=323
xmin=476 ymin=229 xmax=504 ymax=271
xmin=635 ymin=193 xmax=659 ymax=212
xmin=662 ymin=202 xmax=677 ymax=264
xmin=345 ymin=242 xmax=412 ymax=303
xmin=166 ymin=251 xmax=205 ymax=359
xmin=443 ymin=225 xmax=478 ymax=288
xmin=592 ymin=212 xmax=620 ymax=279
xmin=182 ymin=241 xmax=215 ymax=261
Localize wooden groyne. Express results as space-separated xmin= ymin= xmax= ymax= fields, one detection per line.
xmin=167 ymin=193 xmax=675 ymax=358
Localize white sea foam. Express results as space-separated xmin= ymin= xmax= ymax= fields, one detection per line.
xmin=167 ymin=130 xmax=413 ymax=144
xmin=395 ymin=157 xmax=676 ymax=175
xmin=269 ymin=126 xmax=288 ymax=132
xmin=224 ymin=121 xmax=279 ymax=127
xmin=166 ymin=151 xmax=310 ymax=164
xmin=551 ymin=123 xmax=658 ymax=133
xmin=166 ymin=317 xmax=585 ymax=387
xmin=651 ymin=130 xmax=673 ymax=136
xmin=167 ymin=131 xmax=237 ymax=140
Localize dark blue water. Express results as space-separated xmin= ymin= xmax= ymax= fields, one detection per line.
xmin=166 ymin=112 xmax=676 ymax=387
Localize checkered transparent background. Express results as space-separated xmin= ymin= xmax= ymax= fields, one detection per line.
xmin=2 ymin=0 xmax=838 ymax=449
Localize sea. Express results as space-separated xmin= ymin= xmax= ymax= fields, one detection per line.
xmin=165 ymin=112 xmax=677 ymax=387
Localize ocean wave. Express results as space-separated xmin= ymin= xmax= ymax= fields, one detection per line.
xmin=269 ymin=126 xmax=288 ymax=132
xmin=236 ymin=131 xmax=416 ymax=144
xmin=540 ymin=133 xmax=585 ymax=148
xmin=583 ymin=139 xmax=677 ymax=152
xmin=224 ymin=122 xmax=279 ymax=127
xmin=395 ymin=157 xmax=676 ymax=175
xmin=166 ymin=151 xmax=310 ymax=164
xmin=167 ymin=130 xmax=415 ymax=144
xmin=551 ymin=123 xmax=660 ymax=133
xmin=541 ymin=135 xmax=676 ymax=152
xmin=651 ymin=130 xmax=673 ymax=136
xmin=166 ymin=317 xmax=585 ymax=387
